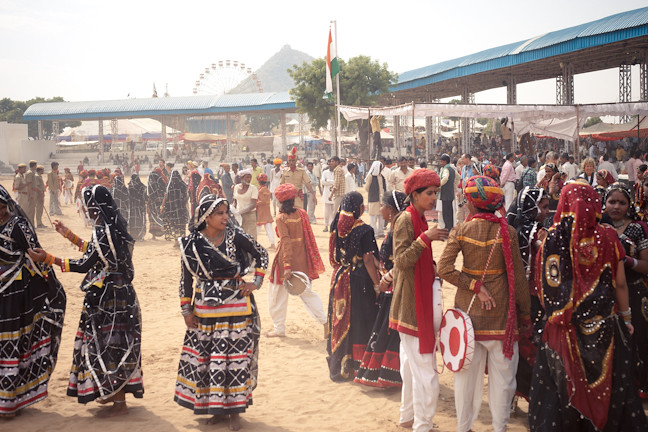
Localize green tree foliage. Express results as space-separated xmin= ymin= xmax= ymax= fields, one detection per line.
xmin=584 ymin=116 xmax=603 ymax=128
xmin=0 ymin=96 xmax=80 ymax=138
xmin=288 ymin=56 xmax=397 ymax=157
xmin=244 ymin=113 xmax=281 ymax=134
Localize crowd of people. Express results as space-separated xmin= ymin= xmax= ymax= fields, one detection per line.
xmin=2 ymin=137 xmax=648 ymax=431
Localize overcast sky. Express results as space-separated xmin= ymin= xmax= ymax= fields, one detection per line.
xmin=1 ymin=0 xmax=646 ymax=106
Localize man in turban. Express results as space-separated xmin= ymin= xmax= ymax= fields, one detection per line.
xmin=280 ymin=148 xmax=316 ymax=209
xmin=437 ymin=175 xmax=530 ymax=432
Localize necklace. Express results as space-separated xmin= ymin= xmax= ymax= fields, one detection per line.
xmin=203 ymin=230 xmax=224 ymax=245
xmin=613 ymin=219 xmax=627 ymax=229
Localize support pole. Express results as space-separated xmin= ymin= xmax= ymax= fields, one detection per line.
xmin=412 ymin=102 xmax=416 ymax=160
xmin=619 ymin=64 xmax=632 ymax=123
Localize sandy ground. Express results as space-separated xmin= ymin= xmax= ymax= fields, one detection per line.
xmin=4 ymin=173 xmax=635 ymax=432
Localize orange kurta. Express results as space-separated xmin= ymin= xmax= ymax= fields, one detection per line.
xmin=269 ymin=211 xmax=310 ymax=284
xmin=256 ymin=186 xmax=273 ymax=225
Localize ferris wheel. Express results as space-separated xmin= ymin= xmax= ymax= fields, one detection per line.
xmin=192 ymin=60 xmax=263 ymax=95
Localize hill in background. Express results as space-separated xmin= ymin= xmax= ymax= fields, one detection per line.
xmin=230 ymin=45 xmax=314 ymax=93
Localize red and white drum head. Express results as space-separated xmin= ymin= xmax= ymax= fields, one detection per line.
xmin=439 ymin=308 xmax=474 ymax=372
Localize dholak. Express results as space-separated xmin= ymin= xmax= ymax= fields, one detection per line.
xmin=439 ymin=308 xmax=475 ymax=372
xmin=284 ymin=271 xmax=310 ymax=296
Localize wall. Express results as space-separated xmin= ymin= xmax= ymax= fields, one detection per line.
xmin=0 ymin=121 xmax=27 ymax=165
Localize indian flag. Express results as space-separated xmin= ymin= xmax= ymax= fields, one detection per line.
xmin=326 ymin=28 xmax=339 ymax=99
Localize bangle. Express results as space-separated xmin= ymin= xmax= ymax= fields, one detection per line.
xmin=624 ymin=317 xmax=632 ymax=325
xmin=44 ymin=253 xmax=56 ymax=266
xmin=632 ymin=258 xmax=639 ymax=270
xmin=619 ymin=308 xmax=631 ymax=317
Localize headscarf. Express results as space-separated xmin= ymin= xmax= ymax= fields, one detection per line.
xmin=404 ymin=169 xmax=440 ymax=195
xmin=0 ymin=184 xmax=35 ymax=234
xmin=82 ymin=184 xmax=134 ymax=256
xmin=257 ymin=173 xmax=268 ymax=183
xmin=482 ymin=164 xmax=500 ymax=180
xmin=196 ymin=173 xmax=224 ymax=202
xmin=464 ymin=175 xmax=505 ymax=212
xmin=110 ymin=173 xmax=130 ymax=218
xmin=537 ymin=181 xmax=623 ymax=430
xmin=274 ymin=183 xmax=299 ymax=203
xmin=465 ymin=175 xmax=516 ymax=359
xmin=506 ymin=187 xmax=546 ymax=276
xmin=597 ymin=169 xmax=615 ymax=186
xmin=382 ymin=190 xmax=407 ymax=213
xmin=128 ymin=174 xmax=147 ymax=240
xmin=366 ymin=161 xmax=383 ymax=179
xmin=194 ymin=194 xmax=229 ymax=232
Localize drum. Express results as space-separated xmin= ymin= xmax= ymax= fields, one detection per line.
xmin=439 ymin=308 xmax=475 ymax=372
xmin=433 ymin=278 xmax=442 ymax=333
xmin=284 ymin=271 xmax=310 ymax=296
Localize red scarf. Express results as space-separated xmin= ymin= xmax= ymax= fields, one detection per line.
xmin=405 ymin=206 xmax=436 ymax=354
xmin=297 ymin=208 xmax=325 ymax=280
xmin=468 ymin=212 xmax=517 ymax=359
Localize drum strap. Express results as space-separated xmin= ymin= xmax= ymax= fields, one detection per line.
xmin=467 ymin=227 xmax=501 ymax=315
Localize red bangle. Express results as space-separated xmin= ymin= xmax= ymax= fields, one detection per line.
xmin=473 ymin=280 xmax=482 ymax=294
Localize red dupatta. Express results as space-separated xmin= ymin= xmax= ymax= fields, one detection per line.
xmin=405 ymin=205 xmax=436 ymax=354
xmin=297 ymin=208 xmax=325 ymax=280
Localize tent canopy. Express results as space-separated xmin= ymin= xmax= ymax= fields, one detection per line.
xmin=340 ymin=102 xmax=648 ymax=142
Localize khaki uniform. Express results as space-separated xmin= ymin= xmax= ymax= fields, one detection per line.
xmin=33 ymin=173 xmax=46 ymax=227
xmin=280 ymin=167 xmax=310 ymax=209
xmin=13 ymin=173 xmax=28 ymax=208
xmin=47 ymin=170 xmax=63 ymax=215
xmin=24 ymin=169 xmax=36 ymax=223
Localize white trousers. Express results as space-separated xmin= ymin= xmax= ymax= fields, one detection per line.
xmin=260 ymin=222 xmax=275 ymax=245
xmin=63 ymin=188 xmax=73 ymax=205
xmin=370 ymin=214 xmax=385 ymax=236
xmin=306 ymin=193 xmax=316 ymax=223
xmin=268 ymin=282 xmax=327 ymax=334
xmin=503 ymin=182 xmax=515 ymax=212
xmin=399 ymin=332 xmax=439 ymax=432
xmin=454 ymin=340 xmax=518 ymax=432
xmin=323 ymin=203 xmax=335 ymax=228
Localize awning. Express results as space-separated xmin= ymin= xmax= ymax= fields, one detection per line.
xmin=339 ymin=102 xmax=648 ymax=141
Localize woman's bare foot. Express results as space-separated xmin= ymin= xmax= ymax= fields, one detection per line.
xmin=229 ymin=413 xmax=242 ymax=431
xmin=95 ymin=401 xmax=128 ymax=418
xmin=206 ymin=414 xmax=227 ymax=425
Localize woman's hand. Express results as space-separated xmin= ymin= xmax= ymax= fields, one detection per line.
xmin=283 ymin=269 xmax=293 ymax=281
xmin=626 ymin=322 xmax=634 ymax=335
xmin=378 ymin=277 xmax=391 ymax=292
xmin=28 ymin=248 xmax=46 ymax=263
xmin=239 ymin=282 xmax=257 ymax=297
xmin=424 ymin=226 xmax=449 ymax=242
xmin=477 ymin=286 xmax=496 ymax=310
xmin=183 ymin=313 xmax=198 ymax=329
xmin=53 ymin=220 xmax=68 ymax=236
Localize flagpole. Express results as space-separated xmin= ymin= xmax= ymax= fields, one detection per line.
xmin=332 ymin=20 xmax=342 ymax=157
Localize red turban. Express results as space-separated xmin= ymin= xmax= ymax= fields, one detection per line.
xmin=288 ymin=146 xmax=297 ymax=160
xmin=404 ymin=169 xmax=440 ymax=195
xmin=274 ymin=183 xmax=298 ymax=202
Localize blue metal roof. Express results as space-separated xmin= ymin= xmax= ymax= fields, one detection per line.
xmin=23 ymin=91 xmax=296 ymax=121
xmin=394 ymin=7 xmax=648 ymax=92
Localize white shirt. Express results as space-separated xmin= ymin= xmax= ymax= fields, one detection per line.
xmin=515 ymin=163 xmax=526 ymax=180
xmin=345 ymin=172 xmax=357 ymax=193
xmin=270 ymin=168 xmax=282 ymax=192
xmin=321 ymin=168 xmax=334 ymax=202
xmin=234 ymin=184 xmax=258 ymax=211
xmin=598 ymin=161 xmax=618 ymax=180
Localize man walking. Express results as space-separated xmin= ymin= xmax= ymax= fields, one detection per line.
xmin=439 ymin=154 xmax=456 ymax=230
xmin=47 ymin=161 xmax=63 ymax=216
xmin=500 ymin=153 xmax=516 ymax=210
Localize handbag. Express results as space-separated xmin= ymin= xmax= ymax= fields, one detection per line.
xmin=439 ymin=227 xmax=501 ymax=372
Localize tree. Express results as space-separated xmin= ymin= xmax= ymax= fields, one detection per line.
xmin=244 ymin=113 xmax=281 ymax=134
xmin=289 ymin=56 xmax=397 ymax=158
xmin=584 ymin=116 xmax=603 ymax=128
xmin=0 ymin=96 xmax=80 ymax=138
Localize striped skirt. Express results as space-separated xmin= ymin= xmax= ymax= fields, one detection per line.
xmin=67 ymin=281 xmax=144 ymax=403
xmin=0 ymin=272 xmax=66 ymax=415
xmin=174 ymin=298 xmax=260 ymax=416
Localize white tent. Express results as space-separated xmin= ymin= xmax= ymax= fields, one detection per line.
xmin=59 ymin=118 xmax=178 ymax=138
xmin=340 ymin=102 xmax=648 ymax=142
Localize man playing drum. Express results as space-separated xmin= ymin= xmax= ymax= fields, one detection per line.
xmin=437 ymin=175 xmax=530 ymax=432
